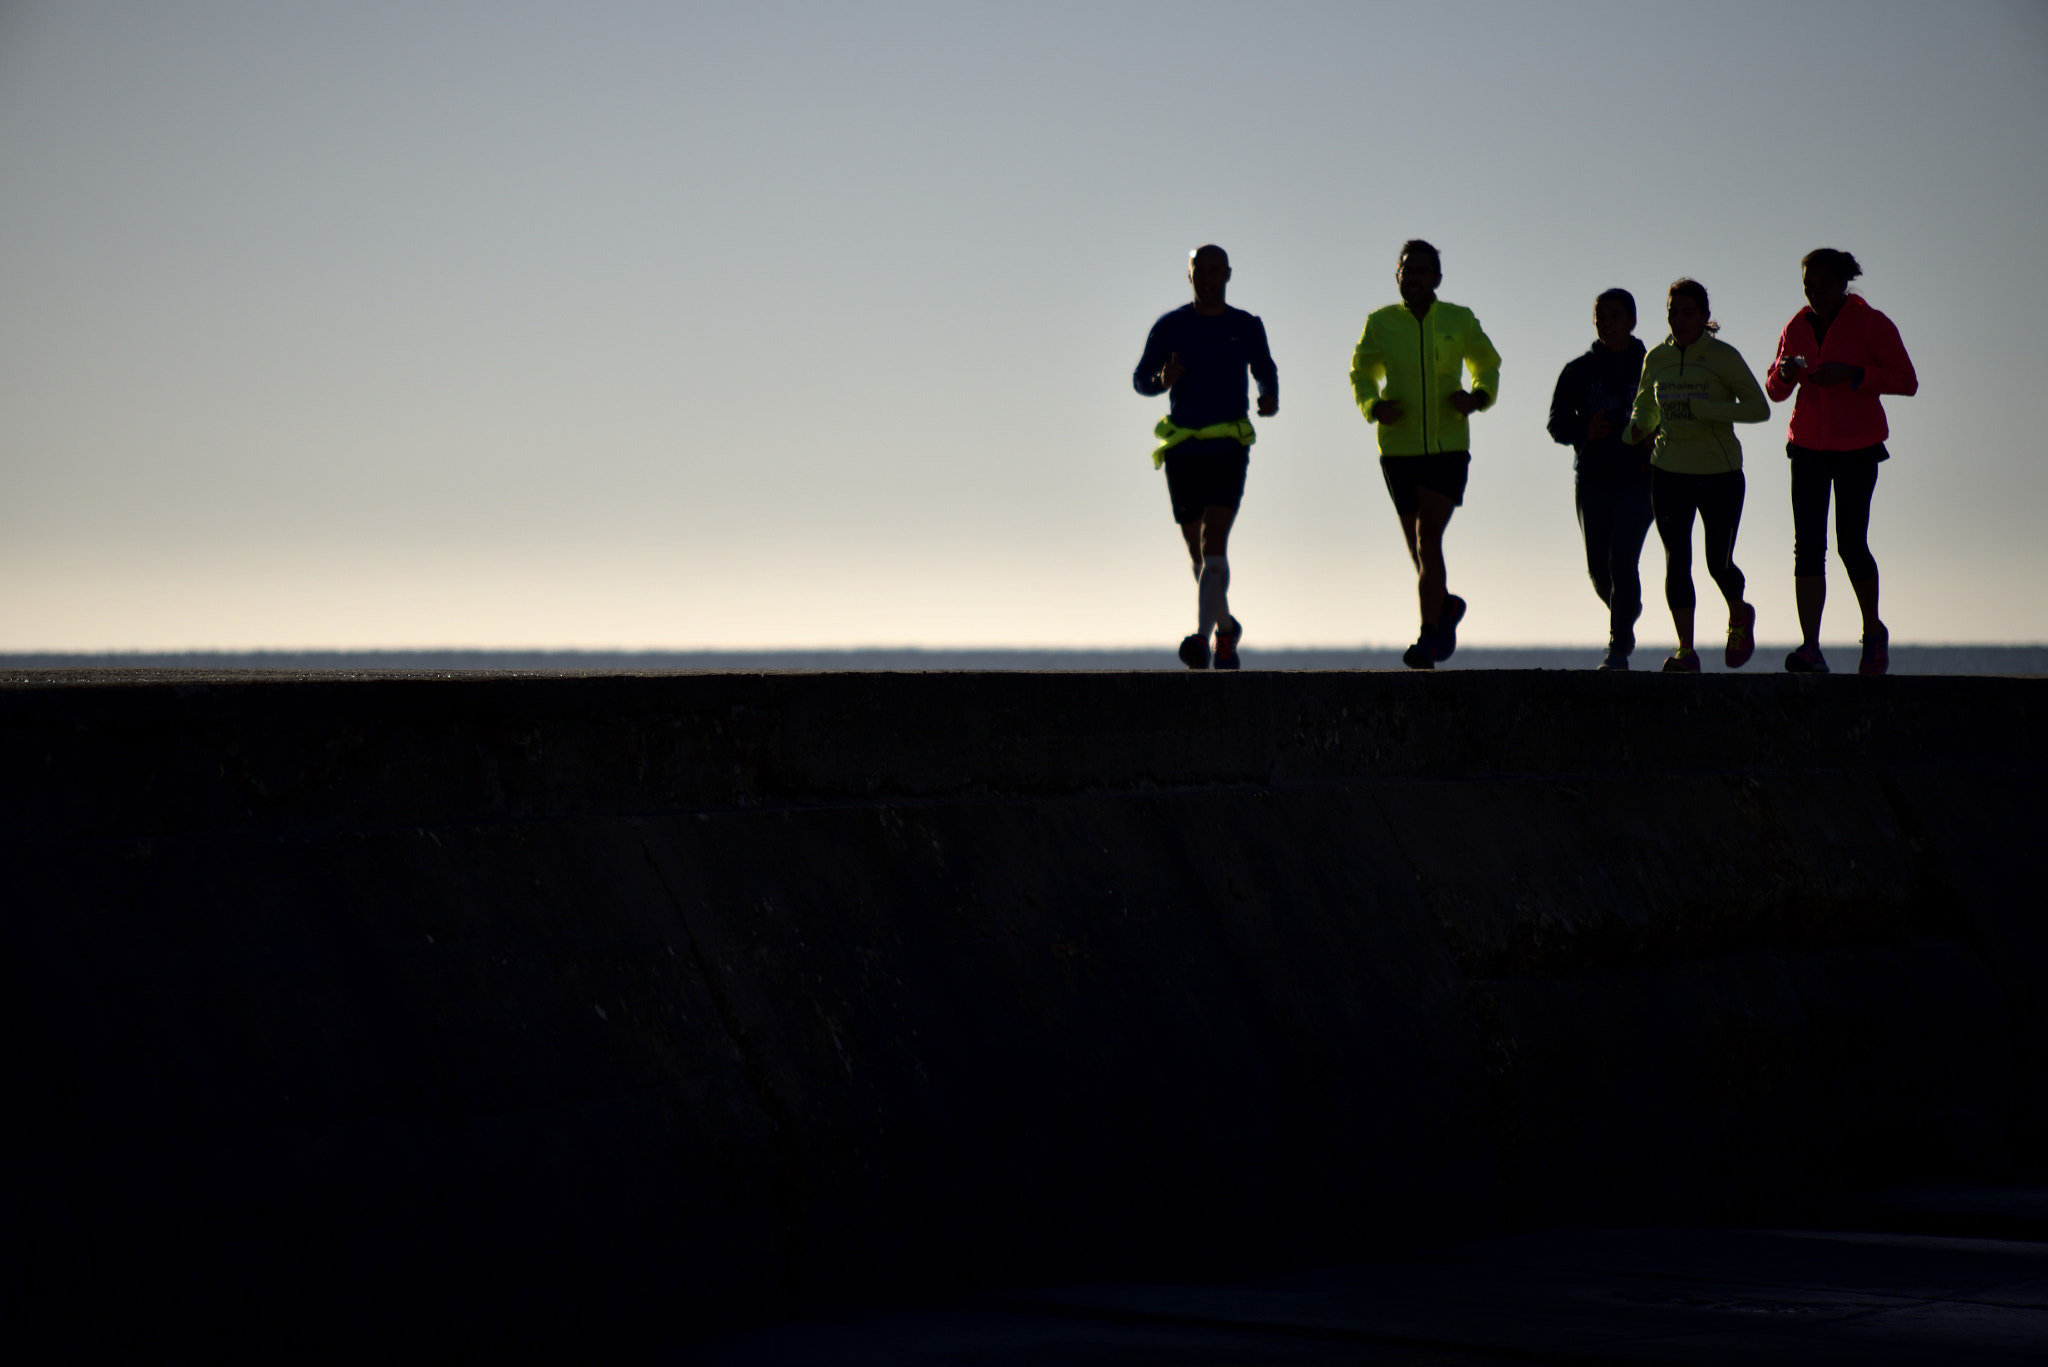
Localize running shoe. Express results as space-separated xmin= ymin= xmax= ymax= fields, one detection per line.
xmin=1178 ymin=633 xmax=1210 ymax=670
xmin=1214 ymin=617 xmax=1243 ymax=671
xmin=1725 ymin=602 xmax=1756 ymax=670
xmin=1434 ymin=594 xmax=1467 ymax=661
xmin=1661 ymin=648 xmax=1701 ymax=673
xmin=1784 ymin=643 xmax=1829 ymax=674
xmin=1597 ymin=644 xmax=1631 ymax=671
xmin=1403 ymin=627 xmax=1437 ymax=670
xmin=1859 ymin=625 xmax=1889 ymax=677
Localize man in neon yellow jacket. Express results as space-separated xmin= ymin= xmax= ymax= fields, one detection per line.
xmin=1350 ymin=239 xmax=1501 ymax=669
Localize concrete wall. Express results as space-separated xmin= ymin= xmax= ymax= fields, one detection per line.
xmin=5 ymin=670 xmax=2043 ymax=1349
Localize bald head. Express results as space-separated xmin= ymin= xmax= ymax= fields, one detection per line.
xmin=1188 ymin=244 xmax=1231 ymax=312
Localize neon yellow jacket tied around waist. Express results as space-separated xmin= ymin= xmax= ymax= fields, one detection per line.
xmin=1626 ymin=334 xmax=1770 ymax=474
xmin=1349 ymin=301 xmax=1501 ymax=456
xmin=1150 ymin=416 xmax=1255 ymax=469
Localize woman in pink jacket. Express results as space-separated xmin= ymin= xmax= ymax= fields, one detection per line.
xmin=1764 ymin=249 xmax=1918 ymax=675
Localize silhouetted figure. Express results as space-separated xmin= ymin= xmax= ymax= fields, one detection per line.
xmin=1132 ymin=244 xmax=1279 ymax=670
xmin=1350 ymin=240 xmax=1501 ymax=670
xmin=1549 ymin=289 xmax=1655 ymax=670
xmin=1764 ymin=249 xmax=1919 ymax=675
xmin=1626 ymin=279 xmax=1769 ymax=672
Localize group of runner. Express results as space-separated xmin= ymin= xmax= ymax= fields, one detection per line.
xmin=1131 ymin=240 xmax=1918 ymax=674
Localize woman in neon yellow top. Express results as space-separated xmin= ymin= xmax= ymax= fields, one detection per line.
xmin=1624 ymin=279 xmax=1770 ymax=673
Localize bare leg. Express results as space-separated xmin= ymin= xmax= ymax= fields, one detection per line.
xmin=1181 ymin=507 xmax=1237 ymax=632
xmin=1178 ymin=520 xmax=1203 ymax=581
xmin=1397 ymin=488 xmax=1456 ymax=627
xmin=1178 ymin=507 xmax=1235 ymax=570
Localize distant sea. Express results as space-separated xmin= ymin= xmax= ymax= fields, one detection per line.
xmin=3 ymin=646 xmax=2044 ymax=675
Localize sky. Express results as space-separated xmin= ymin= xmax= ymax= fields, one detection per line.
xmin=2 ymin=0 xmax=2044 ymax=650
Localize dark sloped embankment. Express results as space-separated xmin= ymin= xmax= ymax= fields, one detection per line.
xmin=4 ymin=669 xmax=2043 ymax=1348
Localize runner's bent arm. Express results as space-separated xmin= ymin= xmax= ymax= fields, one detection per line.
xmin=1350 ymin=317 xmax=1389 ymax=420
xmin=1133 ymin=318 xmax=1174 ymax=396
xmin=1546 ymin=361 xmax=1583 ymax=446
xmin=1249 ymin=316 xmax=1279 ymax=414
xmin=1625 ymin=353 xmax=1661 ymax=443
xmin=1463 ymin=317 xmax=1502 ymax=409
xmin=1858 ymin=312 xmax=1918 ymax=396
xmin=1764 ymin=319 xmax=1801 ymax=403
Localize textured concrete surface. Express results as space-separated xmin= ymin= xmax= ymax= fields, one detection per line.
xmin=4 ymin=669 xmax=2044 ymax=1353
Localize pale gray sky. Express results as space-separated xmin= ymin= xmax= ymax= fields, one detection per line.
xmin=2 ymin=0 xmax=2043 ymax=649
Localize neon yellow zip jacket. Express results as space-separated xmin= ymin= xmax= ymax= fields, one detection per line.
xmin=1349 ymin=300 xmax=1501 ymax=456
xmin=1626 ymin=333 xmax=1771 ymax=474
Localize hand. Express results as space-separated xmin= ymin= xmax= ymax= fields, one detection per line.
xmin=1625 ymin=425 xmax=1643 ymax=446
xmin=1256 ymin=394 xmax=1278 ymax=417
xmin=1775 ymin=357 xmax=1804 ymax=385
xmin=1633 ymin=428 xmax=1656 ymax=450
xmin=1373 ymin=399 xmax=1405 ymax=424
xmin=1158 ymin=352 xmax=1184 ymax=388
xmin=1586 ymin=408 xmax=1616 ymax=441
xmin=1448 ymin=390 xmax=1480 ymax=415
xmin=1805 ymin=361 xmax=1861 ymax=387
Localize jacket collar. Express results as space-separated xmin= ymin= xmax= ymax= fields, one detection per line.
xmin=1804 ymin=292 xmax=1869 ymax=329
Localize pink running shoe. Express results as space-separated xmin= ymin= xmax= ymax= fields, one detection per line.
xmin=1214 ymin=617 xmax=1243 ymax=671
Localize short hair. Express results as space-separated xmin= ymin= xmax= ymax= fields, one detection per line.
xmin=1594 ymin=288 xmax=1637 ymax=322
xmin=1801 ymin=247 xmax=1862 ymax=283
xmin=1397 ymin=239 xmax=1441 ymax=270
xmin=1667 ymin=277 xmax=1720 ymax=333
xmin=1188 ymin=243 xmax=1230 ymax=266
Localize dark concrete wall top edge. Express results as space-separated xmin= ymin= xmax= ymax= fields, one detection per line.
xmin=2 ymin=670 xmax=2040 ymax=838
xmin=8 ymin=667 xmax=2048 ymax=684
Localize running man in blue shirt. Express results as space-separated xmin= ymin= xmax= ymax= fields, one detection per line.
xmin=1132 ymin=244 xmax=1279 ymax=670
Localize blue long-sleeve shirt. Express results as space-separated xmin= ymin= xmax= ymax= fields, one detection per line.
xmin=1132 ymin=304 xmax=1278 ymax=430
xmin=1548 ymin=338 xmax=1650 ymax=485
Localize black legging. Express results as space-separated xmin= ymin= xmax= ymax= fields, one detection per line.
xmin=1790 ymin=445 xmax=1881 ymax=581
xmin=1652 ymin=467 xmax=1746 ymax=613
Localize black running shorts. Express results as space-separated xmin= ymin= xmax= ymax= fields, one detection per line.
xmin=1163 ymin=438 xmax=1250 ymax=525
xmin=1379 ymin=451 xmax=1471 ymax=517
